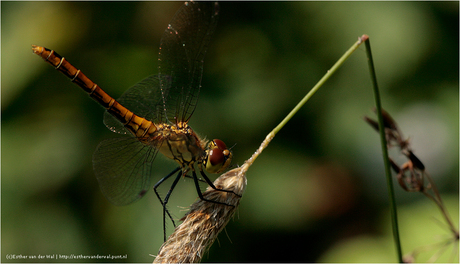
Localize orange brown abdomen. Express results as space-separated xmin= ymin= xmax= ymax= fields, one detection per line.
xmin=31 ymin=45 xmax=157 ymax=138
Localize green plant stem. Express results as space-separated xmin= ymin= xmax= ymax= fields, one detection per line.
xmin=363 ymin=36 xmax=403 ymax=263
xmin=271 ymin=35 xmax=368 ymax=136
xmin=241 ymin=35 xmax=369 ymax=174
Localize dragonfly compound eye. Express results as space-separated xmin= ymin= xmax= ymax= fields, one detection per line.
xmin=213 ymin=139 xmax=227 ymax=150
xmin=205 ymin=139 xmax=232 ymax=173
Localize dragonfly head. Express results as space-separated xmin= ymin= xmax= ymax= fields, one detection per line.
xmin=203 ymin=139 xmax=232 ymax=174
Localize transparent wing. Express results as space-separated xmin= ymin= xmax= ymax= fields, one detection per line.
xmin=158 ymin=1 xmax=219 ymax=124
xmin=103 ymin=75 xmax=164 ymax=134
xmin=93 ymin=137 xmax=161 ymax=205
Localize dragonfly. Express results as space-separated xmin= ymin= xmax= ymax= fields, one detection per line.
xmin=32 ymin=1 xmax=237 ymax=241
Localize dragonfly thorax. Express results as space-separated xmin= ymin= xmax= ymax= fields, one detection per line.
xmin=150 ymin=123 xmax=232 ymax=174
xmin=152 ymin=123 xmax=206 ymax=169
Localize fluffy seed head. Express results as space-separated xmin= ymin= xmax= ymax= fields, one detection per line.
xmin=153 ymin=167 xmax=246 ymax=263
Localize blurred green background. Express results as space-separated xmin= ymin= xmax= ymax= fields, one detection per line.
xmin=2 ymin=1 xmax=458 ymax=263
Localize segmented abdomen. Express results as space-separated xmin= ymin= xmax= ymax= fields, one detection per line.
xmin=32 ymin=45 xmax=157 ymax=139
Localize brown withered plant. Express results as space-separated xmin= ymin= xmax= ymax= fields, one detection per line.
xmin=365 ymin=108 xmax=458 ymax=262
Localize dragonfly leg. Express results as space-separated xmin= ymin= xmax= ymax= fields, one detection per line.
xmin=193 ymin=170 xmax=240 ymax=207
xmin=184 ymin=173 xmax=206 ymax=183
xmin=199 ymin=169 xmax=242 ymax=198
xmin=153 ymin=166 xmax=181 ymax=241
